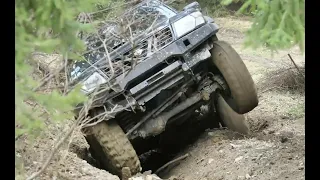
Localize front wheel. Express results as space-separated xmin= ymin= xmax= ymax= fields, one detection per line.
xmin=84 ymin=110 xmax=141 ymax=177
xmin=216 ymin=94 xmax=250 ymax=135
xmin=209 ymin=40 xmax=258 ymax=114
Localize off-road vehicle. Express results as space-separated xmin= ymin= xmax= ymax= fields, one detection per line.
xmin=68 ymin=0 xmax=258 ymax=176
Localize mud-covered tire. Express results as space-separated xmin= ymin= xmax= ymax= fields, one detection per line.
xmin=85 ymin=120 xmax=141 ymax=177
xmin=209 ymin=40 xmax=258 ymax=114
xmin=217 ymin=94 xmax=250 ymax=135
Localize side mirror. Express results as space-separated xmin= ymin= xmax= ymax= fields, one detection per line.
xmin=183 ymin=1 xmax=201 ymax=11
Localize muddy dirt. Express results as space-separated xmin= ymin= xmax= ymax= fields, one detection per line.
xmin=15 ymin=16 xmax=305 ymax=180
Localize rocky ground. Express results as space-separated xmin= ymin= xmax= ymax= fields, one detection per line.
xmin=15 ymin=16 xmax=305 ymax=180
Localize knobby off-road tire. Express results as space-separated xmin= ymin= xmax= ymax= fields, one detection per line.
xmin=85 ymin=120 xmax=141 ymax=177
xmin=209 ymin=40 xmax=258 ymax=114
xmin=217 ymin=94 xmax=250 ymax=135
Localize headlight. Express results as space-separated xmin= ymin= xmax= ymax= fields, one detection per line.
xmin=172 ymin=11 xmax=205 ymax=38
xmin=81 ymin=72 xmax=107 ymax=94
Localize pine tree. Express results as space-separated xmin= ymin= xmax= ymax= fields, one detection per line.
xmin=222 ymin=0 xmax=305 ymax=52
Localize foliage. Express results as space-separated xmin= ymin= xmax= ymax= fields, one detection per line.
xmin=198 ymin=0 xmax=230 ymax=17
xmin=90 ymin=0 xmax=127 ymax=20
xmin=15 ymin=0 xmax=112 ymax=138
xmin=222 ymin=0 xmax=305 ymax=52
xmin=170 ymin=0 xmax=232 ymax=16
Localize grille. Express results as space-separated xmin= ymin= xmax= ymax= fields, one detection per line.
xmin=127 ymin=27 xmax=173 ymax=63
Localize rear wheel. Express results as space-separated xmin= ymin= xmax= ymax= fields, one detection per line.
xmin=209 ymin=40 xmax=258 ymax=114
xmin=84 ymin=110 xmax=141 ymax=177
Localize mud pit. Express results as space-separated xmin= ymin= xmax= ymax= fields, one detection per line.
xmin=16 ymin=16 xmax=305 ymax=180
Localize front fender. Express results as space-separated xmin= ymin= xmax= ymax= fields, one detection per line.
xmin=204 ymin=16 xmax=214 ymax=23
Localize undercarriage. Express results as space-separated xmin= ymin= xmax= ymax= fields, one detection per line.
xmin=116 ymin=68 xmax=226 ymax=155
xmin=113 ymin=58 xmax=228 ymax=154
xmin=119 ymin=70 xmax=226 ymax=139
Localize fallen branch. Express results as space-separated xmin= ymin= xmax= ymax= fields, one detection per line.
xmin=155 ymin=153 xmax=189 ymax=174
xmin=26 ymin=98 xmax=121 ymax=180
xmin=26 ymin=121 xmax=78 ymax=180
xmin=33 ymin=64 xmax=65 ymax=92
xmin=288 ymin=54 xmax=305 ymax=78
xmin=26 ymin=105 xmax=89 ymax=180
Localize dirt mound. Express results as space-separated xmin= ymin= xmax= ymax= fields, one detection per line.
xmin=163 ymin=131 xmax=304 ymax=180
xmin=259 ymin=66 xmax=305 ymax=94
xmin=48 ymin=151 xmax=120 ymax=180
xmin=15 ymin=122 xmax=119 ymax=180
